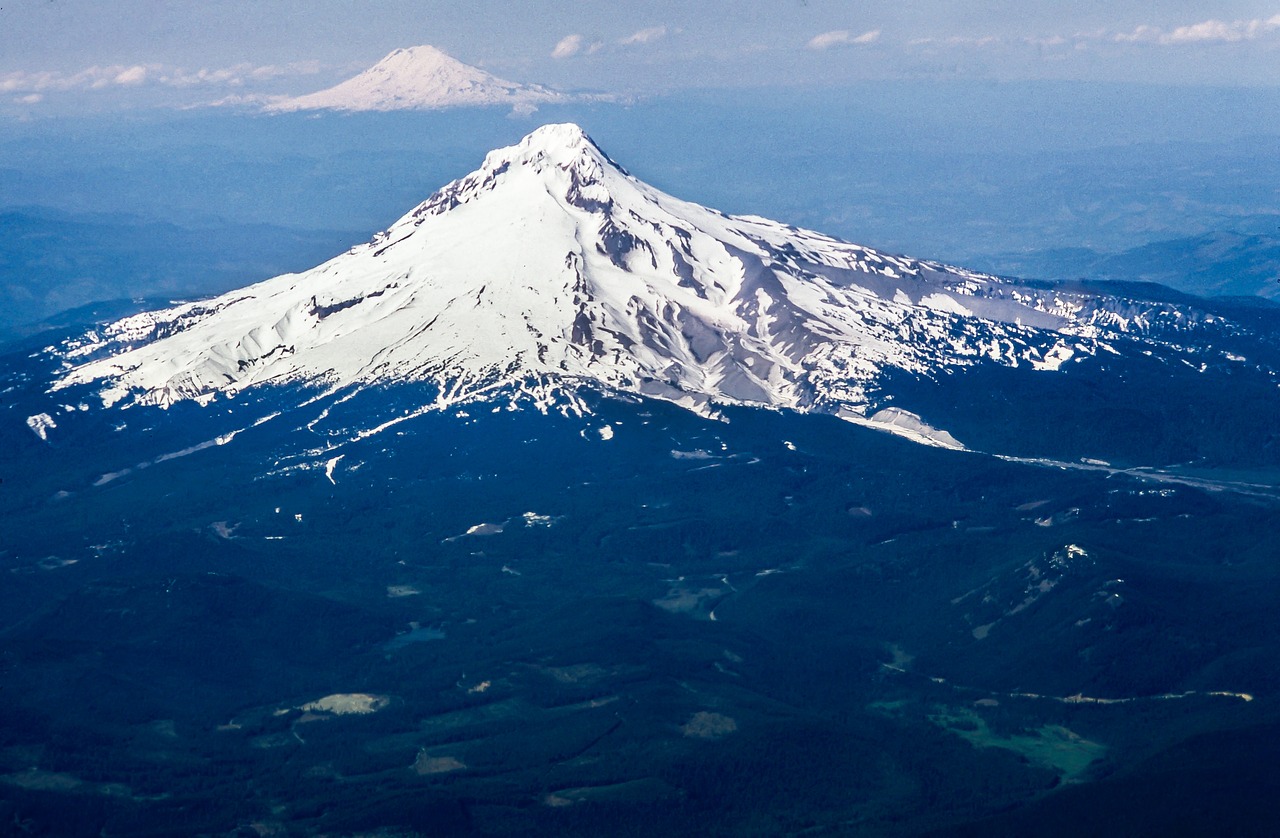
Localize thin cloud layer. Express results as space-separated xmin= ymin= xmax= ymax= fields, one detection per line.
xmin=113 ymin=66 xmax=148 ymax=86
xmin=554 ymin=26 xmax=668 ymax=59
xmin=904 ymin=14 xmax=1280 ymax=52
xmin=0 ymin=65 xmax=145 ymax=93
xmin=1116 ymin=14 xmax=1280 ymax=44
xmin=620 ymin=26 xmax=668 ymax=45
xmin=908 ymin=35 xmax=1001 ymax=47
xmin=551 ymin=34 xmax=583 ymax=58
xmin=807 ymin=29 xmax=881 ymax=50
xmin=0 ymin=61 xmax=319 ymax=96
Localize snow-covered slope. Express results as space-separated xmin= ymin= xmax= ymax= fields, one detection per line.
xmin=266 ymin=46 xmax=574 ymax=113
xmin=49 ymin=124 xmax=1225 ymax=445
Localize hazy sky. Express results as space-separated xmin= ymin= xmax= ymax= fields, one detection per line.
xmin=3 ymin=1 xmax=1279 ymax=109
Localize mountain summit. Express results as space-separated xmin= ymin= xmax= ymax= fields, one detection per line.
xmin=266 ymin=46 xmax=573 ymax=113
xmin=46 ymin=124 xmax=1253 ymax=449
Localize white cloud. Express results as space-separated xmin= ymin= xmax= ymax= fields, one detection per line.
xmin=0 ymin=66 xmax=130 ymax=93
xmin=909 ymin=35 xmax=1001 ymax=47
xmin=507 ymin=101 xmax=539 ymax=119
xmin=0 ymin=61 xmax=321 ymax=95
xmin=266 ymin=60 xmax=322 ymax=78
xmin=1115 ymin=15 xmax=1280 ymax=45
xmin=1166 ymin=15 xmax=1280 ymax=43
xmin=1112 ymin=24 xmax=1163 ymax=44
xmin=1024 ymin=35 xmax=1067 ymax=47
xmin=899 ymin=15 xmax=1280 ymax=54
xmin=201 ymin=92 xmax=285 ymax=110
xmin=165 ymin=66 xmax=243 ymax=87
xmin=1 ymin=74 xmax=31 ymax=93
xmin=15 ymin=93 xmax=42 ymax=104
xmin=1167 ymin=20 xmax=1245 ymax=43
xmin=808 ymin=29 xmax=881 ymax=51
xmin=113 ymin=65 xmax=148 ymax=85
xmin=551 ymin=34 xmax=583 ymax=59
xmin=164 ymin=61 xmax=320 ymax=87
xmin=620 ymin=26 xmax=667 ymax=45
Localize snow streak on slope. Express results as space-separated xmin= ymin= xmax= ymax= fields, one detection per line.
xmin=50 ymin=124 xmax=1220 ymax=438
xmin=265 ymin=46 xmax=581 ymax=113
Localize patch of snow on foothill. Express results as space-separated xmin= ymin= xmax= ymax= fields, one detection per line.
xmin=26 ymin=413 xmax=56 ymax=440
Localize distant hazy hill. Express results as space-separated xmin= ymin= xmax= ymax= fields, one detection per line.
xmin=982 ymin=231 xmax=1280 ymax=299
xmin=0 ymin=209 xmax=360 ymax=340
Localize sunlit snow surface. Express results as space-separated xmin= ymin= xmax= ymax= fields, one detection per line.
xmin=264 ymin=46 xmax=581 ymax=113
xmin=50 ymin=124 xmax=1217 ymax=442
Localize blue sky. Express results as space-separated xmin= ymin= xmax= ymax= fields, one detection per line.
xmin=2 ymin=1 xmax=1279 ymax=109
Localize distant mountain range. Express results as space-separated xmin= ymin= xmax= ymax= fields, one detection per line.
xmin=265 ymin=46 xmax=606 ymax=113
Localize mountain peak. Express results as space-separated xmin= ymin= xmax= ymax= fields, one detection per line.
xmin=413 ymin=124 xmax=627 ymax=220
xmin=491 ymin=123 xmax=611 ymax=171
xmin=363 ymin=45 xmax=489 ymax=82
xmin=48 ymin=128 xmax=1210 ymax=451
xmin=266 ymin=44 xmax=572 ymax=113
xmin=519 ymin=122 xmax=593 ymax=152
xmin=382 ymin=44 xmax=453 ymax=65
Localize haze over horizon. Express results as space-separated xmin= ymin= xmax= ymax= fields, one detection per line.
xmin=3 ymin=1 xmax=1279 ymax=115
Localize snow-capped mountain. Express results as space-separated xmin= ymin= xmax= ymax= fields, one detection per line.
xmin=10 ymin=129 xmax=1280 ymax=838
xmin=43 ymin=124 xmax=1262 ymax=450
xmin=266 ymin=46 xmax=578 ymax=113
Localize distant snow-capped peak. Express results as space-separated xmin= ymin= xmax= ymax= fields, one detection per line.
xmin=50 ymin=123 xmax=1214 ymax=446
xmin=266 ymin=45 xmax=583 ymax=113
